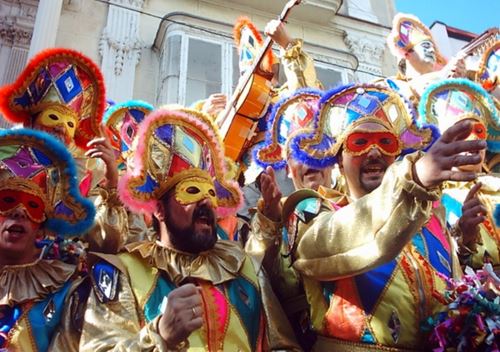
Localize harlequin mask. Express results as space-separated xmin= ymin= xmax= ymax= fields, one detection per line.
xmin=0 ymin=129 xmax=96 ymax=235
xmin=35 ymin=105 xmax=78 ymax=140
xmin=0 ymin=180 xmax=48 ymax=223
xmin=0 ymin=48 xmax=106 ymax=150
xmin=287 ymin=85 xmax=435 ymax=169
xmin=418 ymin=78 xmax=499 ymax=153
xmin=344 ymin=129 xmax=402 ymax=156
xmin=174 ymin=176 xmax=218 ymax=208
xmin=118 ymin=108 xmax=242 ymax=217
xmin=387 ymin=13 xmax=446 ymax=65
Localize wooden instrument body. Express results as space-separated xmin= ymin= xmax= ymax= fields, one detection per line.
xmin=221 ymin=73 xmax=273 ymax=160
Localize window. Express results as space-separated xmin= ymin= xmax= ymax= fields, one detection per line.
xmin=158 ymin=24 xmax=353 ymax=106
xmin=158 ymin=27 xmax=239 ymax=107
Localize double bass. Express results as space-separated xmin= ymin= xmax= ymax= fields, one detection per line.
xmin=217 ymin=0 xmax=301 ymax=162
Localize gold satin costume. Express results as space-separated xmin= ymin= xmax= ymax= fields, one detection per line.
xmin=79 ymin=239 xmax=300 ymax=351
xmin=248 ymin=153 xmax=462 ymax=351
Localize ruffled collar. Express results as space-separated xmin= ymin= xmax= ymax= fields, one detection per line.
xmin=0 ymin=259 xmax=76 ymax=306
xmin=125 ymin=240 xmax=245 ymax=285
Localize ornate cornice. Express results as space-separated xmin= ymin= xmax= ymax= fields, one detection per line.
xmin=344 ymin=33 xmax=385 ymax=69
xmin=0 ymin=23 xmax=32 ymax=45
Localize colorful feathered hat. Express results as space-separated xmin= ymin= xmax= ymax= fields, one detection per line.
xmin=254 ymin=88 xmax=323 ymax=169
xmin=0 ymin=48 xmax=106 ymax=150
xmin=118 ymin=108 xmax=243 ymax=217
xmin=234 ymin=16 xmax=278 ymax=75
xmin=388 ymin=13 xmax=447 ymax=66
xmin=418 ymin=78 xmax=500 ymax=152
xmin=0 ymin=128 xmax=95 ymax=235
xmin=103 ymin=100 xmax=154 ymax=166
xmin=475 ymin=40 xmax=499 ymax=92
xmin=288 ymin=84 xmax=438 ymax=168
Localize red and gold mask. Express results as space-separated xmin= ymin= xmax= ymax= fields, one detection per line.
xmin=0 ymin=188 xmax=47 ymax=223
xmin=344 ymin=130 xmax=402 ymax=156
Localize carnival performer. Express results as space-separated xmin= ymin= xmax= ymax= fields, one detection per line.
xmin=246 ymin=87 xmax=339 ymax=349
xmin=0 ymin=129 xmax=95 ymax=351
xmin=384 ymin=13 xmax=465 ymax=107
xmin=417 ymin=78 xmax=500 ymax=270
xmin=79 ymin=107 xmax=299 ymax=351
xmin=250 ymin=83 xmax=487 ymax=350
xmin=103 ymin=99 xmax=156 ymax=244
xmin=0 ymin=48 xmax=127 ymax=253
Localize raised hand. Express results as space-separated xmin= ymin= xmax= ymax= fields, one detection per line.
xmin=201 ymin=93 xmax=227 ymax=118
xmin=458 ymin=182 xmax=487 ymax=245
xmin=265 ymin=19 xmax=292 ymax=50
xmin=260 ymin=166 xmax=283 ymax=222
xmin=158 ymin=284 xmax=203 ymax=348
xmin=414 ymin=120 xmax=486 ymax=189
xmin=85 ymin=125 xmax=119 ymax=189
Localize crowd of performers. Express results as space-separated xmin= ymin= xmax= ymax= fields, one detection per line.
xmin=0 ymin=10 xmax=499 ymax=352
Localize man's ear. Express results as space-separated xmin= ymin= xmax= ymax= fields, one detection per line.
xmin=337 ymin=152 xmax=344 ymax=171
xmin=153 ymin=199 xmax=166 ymax=223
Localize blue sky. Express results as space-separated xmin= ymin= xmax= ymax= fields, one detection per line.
xmin=395 ymin=0 xmax=500 ymax=34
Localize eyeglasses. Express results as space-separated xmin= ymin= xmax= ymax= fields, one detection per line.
xmin=344 ymin=130 xmax=402 ymax=156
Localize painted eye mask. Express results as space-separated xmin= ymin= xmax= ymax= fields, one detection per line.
xmin=174 ymin=178 xmax=218 ymax=208
xmin=344 ymin=130 xmax=402 ymax=156
xmin=0 ymin=189 xmax=46 ymax=223
xmin=467 ymin=122 xmax=487 ymax=140
xmin=37 ymin=107 xmax=77 ymax=139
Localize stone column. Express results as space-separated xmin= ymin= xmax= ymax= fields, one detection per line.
xmin=28 ymin=0 xmax=63 ymax=58
xmin=99 ymin=0 xmax=145 ymax=102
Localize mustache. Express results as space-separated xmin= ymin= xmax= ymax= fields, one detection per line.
xmin=192 ymin=204 xmax=215 ymax=223
xmin=361 ymin=157 xmax=389 ymax=170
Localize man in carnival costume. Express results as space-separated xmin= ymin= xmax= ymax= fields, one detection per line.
xmin=0 ymin=129 xmax=95 ymax=351
xmin=245 ymin=87 xmax=338 ymax=349
xmin=0 ymin=48 xmax=127 ymax=253
xmin=417 ymin=78 xmax=500 ymax=271
xmin=250 ymin=83 xmax=487 ymax=350
xmin=103 ymin=99 xmax=156 ymax=244
xmin=79 ymin=107 xmax=299 ymax=351
xmin=384 ymin=13 xmax=465 ymax=107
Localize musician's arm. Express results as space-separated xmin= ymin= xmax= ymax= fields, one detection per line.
xmin=266 ymin=20 xmax=322 ymax=91
xmin=280 ymin=39 xmax=322 ymax=91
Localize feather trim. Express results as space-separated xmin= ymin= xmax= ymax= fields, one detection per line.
xmin=0 ymin=48 xmax=106 ymax=151
xmin=103 ymin=100 xmax=154 ymax=125
xmin=0 ymin=128 xmax=95 ymax=236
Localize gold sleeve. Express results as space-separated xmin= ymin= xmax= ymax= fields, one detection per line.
xmin=247 ymin=257 xmax=302 ymax=352
xmin=280 ymin=39 xmax=322 ymax=91
xmin=79 ymin=270 xmax=169 ymax=352
xmin=126 ymin=212 xmax=155 ymax=245
xmin=292 ymin=152 xmax=442 ymax=280
xmin=245 ymin=209 xmax=281 ymax=268
xmin=246 ymin=209 xmax=308 ymax=337
xmin=84 ymin=186 xmax=129 ymax=254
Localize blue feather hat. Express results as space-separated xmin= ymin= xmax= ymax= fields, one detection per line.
xmin=418 ymin=78 xmax=500 ymax=153
xmin=0 ymin=128 xmax=95 ymax=236
xmin=253 ymin=88 xmax=323 ymax=169
xmin=288 ymin=84 xmax=436 ymax=168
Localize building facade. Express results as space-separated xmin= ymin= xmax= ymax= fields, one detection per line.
xmin=0 ymin=0 xmax=399 ymax=126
